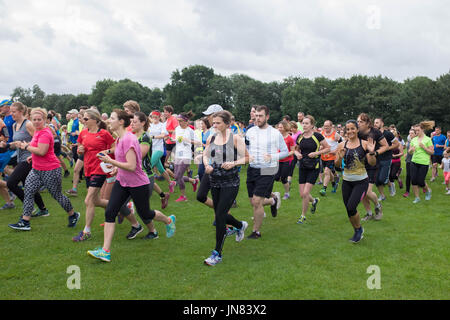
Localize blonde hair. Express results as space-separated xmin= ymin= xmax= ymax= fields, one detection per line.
xmin=11 ymin=102 xmax=27 ymax=114
xmin=123 ymin=100 xmax=140 ymax=113
xmin=30 ymin=107 xmax=47 ymax=119
xmin=414 ymin=120 xmax=435 ymax=131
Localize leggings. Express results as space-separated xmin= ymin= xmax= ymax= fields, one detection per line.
xmin=105 ymin=181 xmax=155 ymax=224
xmin=196 ymin=172 xmax=211 ymax=203
xmin=405 ymin=161 xmax=412 ymax=192
xmin=151 ymin=150 xmax=166 ymax=174
xmin=211 ymin=186 xmax=243 ymax=255
xmin=174 ymin=161 xmax=190 ymax=190
xmin=7 ymin=161 xmax=46 ymax=210
xmin=410 ymin=162 xmax=429 ymax=188
xmin=342 ymin=178 xmax=369 ymax=217
xmin=23 ymin=168 xmax=73 ymax=217
xmin=120 ymin=176 xmax=154 ymax=224
xmin=389 ymin=161 xmax=401 ymax=182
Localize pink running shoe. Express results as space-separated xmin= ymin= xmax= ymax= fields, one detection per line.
xmin=402 ymin=192 xmax=409 ymax=198
xmin=192 ymin=179 xmax=199 ymax=192
xmin=169 ymin=181 xmax=176 ymax=193
xmin=175 ymin=195 xmax=187 ymax=202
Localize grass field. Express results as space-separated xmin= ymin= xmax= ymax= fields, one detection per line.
xmin=0 ymin=163 xmax=448 ymax=300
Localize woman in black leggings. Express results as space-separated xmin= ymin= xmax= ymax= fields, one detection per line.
xmin=87 ymin=109 xmax=176 ymax=262
xmin=203 ymin=111 xmax=249 ymax=266
xmin=335 ymin=120 xmax=376 ymax=243
xmin=403 ymin=128 xmax=416 ymax=197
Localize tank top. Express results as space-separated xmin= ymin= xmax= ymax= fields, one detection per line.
xmin=343 ymin=139 xmax=368 ymax=182
xmin=13 ymin=119 xmax=33 ymax=162
xmin=209 ymin=132 xmax=239 ymax=188
xmin=322 ymin=130 xmax=339 ymax=161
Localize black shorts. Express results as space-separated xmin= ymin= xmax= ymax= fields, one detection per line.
xmin=322 ymin=160 xmax=336 ymax=172
xmin=431 ymin=155 xmax=443 ymax=164
xmin=165 ymin=142 xmax=176 ymax=152
xmin=86 ymin=174 xmax=107 ymax=188
xmin=298 ymin=168 xmax=320 ymax=185
xmin=366 ymin=167 xmax=377 ymax=184
xmin=54 ymin=141 xmax=62 ymax=157
xmin=246 ymin=166 xmax=275 ymax=198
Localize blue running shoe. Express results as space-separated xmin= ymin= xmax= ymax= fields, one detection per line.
xmin=425 ymin=190 xmax=432 ymax=201
xmin=87 ymin=247 xmax=111 ymax=262
xmin=297 ymin=216 xmax=306 ymax=224
xmin=235 ymin=221 xmax=248 ymax=242
xmin=351 ymin=227 xmax=364 ymax=244
xmin=166 ymin=215 xmax=176 ymax=238
xmin=204 ymin=250 xmax=222 ymax=266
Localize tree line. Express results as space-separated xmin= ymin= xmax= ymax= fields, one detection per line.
xmin=9 ymin=65 xmax=450 ymax=134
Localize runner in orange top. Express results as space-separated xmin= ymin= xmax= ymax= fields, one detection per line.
xmin=320 ymin=120 xmax=342 ymax=196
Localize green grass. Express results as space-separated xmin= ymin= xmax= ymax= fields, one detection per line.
xmin=0 ymin=163 xmax=448 ymax=300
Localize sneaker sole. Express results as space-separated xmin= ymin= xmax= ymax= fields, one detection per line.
xmin=87 ymin=251 xmax=111 ymax=262
xmin=236 ymin=222 xmax=248 ymax=242
xmin=8 ymin=225 xmax=31 ymax=231
xmin=68 ymin=212 xmax=80 ymax=228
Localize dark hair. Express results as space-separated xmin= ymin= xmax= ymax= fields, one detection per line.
xmin=47 ymin=114 xmax=53 ymax=121
xmin=254 ymin=105 xmax=269 ymax=115
xmin=178 ymin=110 xmax=195 ymax=120
xmin=201 ymin=117 xmax=211 ymax=129
xmin=212 ymin=110 xmax=233 ymax=125
xmin=134 ymin=111 xmax=150 ymax=131
xmin=113 ymin=109 xmax=133 ymax=128
xmin=163 ymin=105 xmax=174 ymax=114
xmin=345 ymin=119 xmax=359 ymax=129
xmin=282 ymin=115 xmax=291 ymax=121
xmin=358 ymin=113 xmax=372 ymax=128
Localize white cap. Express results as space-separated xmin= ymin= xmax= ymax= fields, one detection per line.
xmin=68 ymin=109 xmax=78 ymax=114
xmin=203 ymin=104 xmax=223 ymax=115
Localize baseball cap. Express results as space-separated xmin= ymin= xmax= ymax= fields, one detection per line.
xmin=0 ymin=99 xmax=13 ymax=107
xmin=203 ymin=104 xmax=223 ymax=115
xmin=68 ymin=109 xmax=78 ymax=114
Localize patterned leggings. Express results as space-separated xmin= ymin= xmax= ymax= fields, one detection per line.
xmin=23 ymin=168 xmax=73 ymax=217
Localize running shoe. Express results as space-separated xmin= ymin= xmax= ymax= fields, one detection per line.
xmin=247 ymin=231 xmax=261 ymax=239
xmin=361 ymin=213 xmax=374 ymax=222
xmin=144 ymin=231 xmax=159 ymax=240
xmin=126 ymin=225 xmax=143 ymax=240
xmin=169 ymin=181 xmax=176 ymax=193
xmin=378 ymin=195 xmax=386 ymax=201
xmin=425 ymin=190 xmax=432 ymax=201
xmin=350 ymin=227 xmax=364 ymax=243
xmin=226 ymin=226 xmax=238 ymax=237
xmin=332 ymin=183 xmax=338 ymax=193
xmin=166 ymin=215 xmax=176 ymax=238
xmin=282 ymin=193 xmax=290 ymax=200
xmin=204 ymin=250 xmax=222 ymax=266
xmin=175 ymin=195 xmax=187 ymax=202
xmin=0 ymin=202 xmax=15 ymax=210
xmin=319 ymin=187 xmax=327 ymax=196
xmin=31 ymin=209 xmax=50 ymax=217
xmin=72 ymin=231 xmax=92 ymax=242
xmin=413 ymin=197 xmax=421 ymax=204
xmin=297 ymin=216 xmax=306 ymax=224
xmin=446 ymin=190 xmax=450 ymax=195
xmin=161 ymin=193 xmax=170 ymax=209
xmin=235 ymin=221 xmax=248 ymax=242
xmin=389 ymin=184 xmax=396 ymax=197
xmin=87 ymin=247 xmax=111 ymax=262
xmin=65 ymin=188 xmax=78 ymax=197
xmin=192 ymin=179 xmax=199 ymax=192
xmin=402 ymin=192 xmax=409 ymax=198
xmin=8 ymin=218 xmax=31 ymax=231
xmin=274 ymin=192 xmax=281 ymax=210
xmin=311 ymin=198 xmax=319 ymax=214
xmin=374 ymin=204 xmax=383 ymax=221
xmin=8 ymin=191 xmax=16 ymax=201
xmin=67 ymin=212 xmax=80 ymax=228
xmin=270 ymin=195 xmax=278 ymax=218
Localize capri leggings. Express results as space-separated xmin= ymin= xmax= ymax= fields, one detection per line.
xmin=196 ymin=172 xmax=211 ymax=203
xmin=389 ymin=160 xmax=402 ymax=182
xmin=23 ymin=168 xmax=73 ymax=217
xmin=174 ymin=160 xmax=191 ymax=190
xmin=151 ymin=150 xmax=166 ymax=174
xmin=410 ymin=162 xmax=429 ymax=188
xmin=341 ymin=178 xmax=369 ymax=217
xmin=105 ymin=181 xmax=155 ymax=224
xmin=120 ymin=176 xmax=154 ymax=225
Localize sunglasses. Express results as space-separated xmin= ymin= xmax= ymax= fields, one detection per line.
xmin=83 ymin=118 xmax=90 ymax=121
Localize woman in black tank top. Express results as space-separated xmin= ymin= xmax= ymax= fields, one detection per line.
xmin=335 ymin=120 xmax=376 ymax=243
xmin=202 ymin=111 xmax=249 ymax=266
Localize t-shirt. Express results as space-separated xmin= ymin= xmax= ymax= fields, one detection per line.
xmin=78 ymin=129 xmax=115 ymax=177
xmin=296 ymin=132 xmax=324 ymax=159
xmin=165 ymin=115 xmax=179 ymax=145
xmin=4 ymin=115 xmax=15 ymax=143
xmin=280 ymin=135 xmax=295 ymax=162
xmin=148 ymin=122 xmax=168 ymax=153
xmin=30 ymin=128 xmax=60 ymax=171
xmin=137 ymin=132 xmax=153 ymax=178
xmin=69 ymin=118 xmax=80 ymax=144
xmin=378 ymin=129 xmax=396 ymax=161
xmin=115 ymin=132 xmax=149 ymax=187
xmin=410 ymin=136 xmax=433 ymax=166
xmin=358 ymin=127 xmax=385 ymax=168
xmin=432 ymin=134 xmax=446 ymax=156
xmin=174 ymin=126 xmax=198 ymax=161
xmin=442 ymin=158 xmax=450 ymax=172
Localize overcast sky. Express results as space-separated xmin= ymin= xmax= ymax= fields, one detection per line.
xmin=1 ymin=0 xmax=449 ymax=99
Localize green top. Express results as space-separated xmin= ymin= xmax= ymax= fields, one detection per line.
xmin=410 ymin=136 xmax=433 ymax=165
xmin=138 ymin=132 xmax=153 ymax=178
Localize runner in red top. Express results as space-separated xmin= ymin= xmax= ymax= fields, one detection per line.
xmin=72 ymin=109 xmax=115 ymax=242
xmin=163 ymin=105 xmax=179 ymax=168
xmin=275 ymin=121 xmax=295 ymax=200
